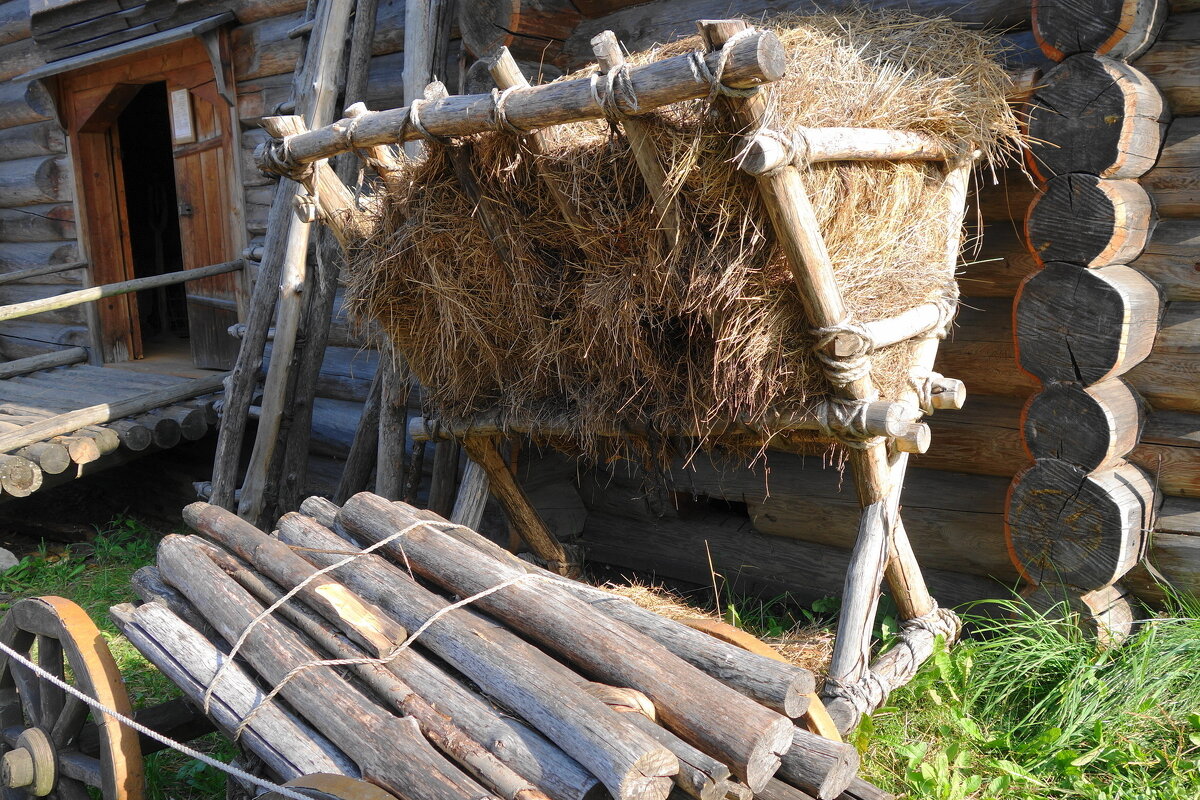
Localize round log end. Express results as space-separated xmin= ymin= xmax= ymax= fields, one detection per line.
xmin=144 ymin=415 xmax=181 ymax=449
xmin=929 ymin=377 xmax=966 ymax=410
xmin=738 ymin=133 xmax=789 ymax=176
xmin=1015 ymin=263 xmax=1161 ymax=385
xmin=113 ymin=422 xmax=153 ymax=452
xmin=1033 ymin=0 xmax=1168 ymax=63
xmin=1028 ymin=54 xmax=1165 ymax=181
xmin=1022 ymin=379 xmax=1143 ymax=470
xmin=893 ymin=422 xmax=930 ymax=454
xmin=0 ymin=455 xmax=41 ymax=497
xmin=747 ymin=30 xmax=787 ymax=86
xmin=1025 ymin=174 xmax=1153 ymax=267
xmin=618 ymin=747 xmax=677 ymax=800
xmin=1021 ymin=581 xmax=1137 ymax=646
xmin=743 ymin=715 xmax=795 ymax=793
xmin=24 ymin=81 xmax=54 ymax=120
xmin=1006 ymin=458 xmax=1155 ymax=590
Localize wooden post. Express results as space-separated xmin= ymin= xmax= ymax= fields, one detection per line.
xmin=375 ymin=350 xmax=409 ymax=500
xmin=694 ymin=20 xmax=936 ymax=715
xmin=335 ymin=369 xmax=383 ymax=504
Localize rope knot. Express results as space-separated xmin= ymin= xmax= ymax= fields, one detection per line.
xmin=258 ymin=135 xmax=314 ymax=183
xmin=816 ymin=398 xmax=883 ymax=450
xmin=812 ymin=317 xmax=874 ymax=388
xmin=408 ymin=98 xmax=450 ymax=145
xmin=688 ymin=28 xmax=763 ymax=101
xmin=491 ymin=87 xmax=532 ymax=136
xmin=590 ymin=63 xmax=640 ymax=121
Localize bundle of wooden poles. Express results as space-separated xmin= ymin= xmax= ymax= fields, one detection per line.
xmin=113 ymin=493 xmax=891 ymax=800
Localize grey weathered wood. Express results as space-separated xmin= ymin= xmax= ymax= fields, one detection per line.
xmin=0 ymin=373 xmax=227 ymax=455
xmin=428 ymin=440 xmax=460 ymax=518
xmin=758 ymin=778 xmax=817 ymax=800
xmin=276 ymin=512 xmax=679 ymax=800
xmin=1027 ymin=53 xmax=1166 ymax=180
xmin=1026 ymin=174 xmax=1152 ymax=266
xmin=15 ymin=441 xmax=69 ymax=474
xmin=147 ymin=406 xmax=208 ymax=442
xmin=449 ymin=457 xmax=490 ymax=528
xmin=1015 ymin=263 xmax=1161 ymax=385
xmin=375 ymin=354 xmax=409 ymax=500
xmin=1007 ymin=458 xmax=1156 ymax=589
xmin=101 ymin=418 xmax=153 ymax=452
xmin=1021 ymin=582 xmax=1136 ymax=646
xmin=197 ymin=541 xmax=556 ymax=800
xmin=1132 ymin=11 xmax=1200 ymax=115
xmin=0 ymin=80 xmax=53 ymax=129
xmin=1033 ymin=0 xmax=1167 ymax=62
xmin=0 ymin=453 xmax=41 ymax=496
xmin=1022 ymin=379 xmax=1144 ymax=471
xmin=0 ymin=260 xmax=85 ymax=287
xmin=1141 ymin=114 xmax=1200 ymax=218
xmin=835 ymin=777 xmax=894 ymax=800
xmin=335 ymin=369 xmax=383 ymax=504
xmin=155 ymin=534 xmax=504 ymax=800
xmin=617 ymin=711 xmax=731 ymax=800
xmin=775 ymin=727 xmax=859 ymax=800
xmin=339 ymin=493 xmax=794 ymax=791
xmin=0 ymin=260 xmax=242 ymax=323
xmin=129 ymin=565 xmax=227 ymax=649
xmin=110 ymin=600 xmax=356 ymax=779
xmin=0 ymin=347 xmax=86 ymax=378
xmin=256 ymin=29 xmax=785 ymax=168
xmin=0 ymin=124 xmax=66 ymax=162
xmin=0 ymin=155 xmax=68 ymax=208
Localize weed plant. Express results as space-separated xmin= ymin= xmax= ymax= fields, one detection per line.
xmin=0 ymin=516 xmax=233 ymax=799
xmin=859 ymin=597 xmax=1200 ymax=800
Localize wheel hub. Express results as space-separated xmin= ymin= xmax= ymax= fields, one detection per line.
xmin=2 ymin=728 xmax=56 ymax=796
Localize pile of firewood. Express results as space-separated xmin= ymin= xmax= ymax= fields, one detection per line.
xmin=112 ymin=493 xmax=890 ymax=800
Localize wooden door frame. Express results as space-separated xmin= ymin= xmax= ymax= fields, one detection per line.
xmin=56 ymin=32 xmax=246 ymax=364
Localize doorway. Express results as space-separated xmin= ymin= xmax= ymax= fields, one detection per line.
xmin=116 ymin=82 xmax=191 ymax=362
xmin=58 ymin=37 xmax=243 ymax=369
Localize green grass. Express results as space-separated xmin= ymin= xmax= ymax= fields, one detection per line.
xmin=0 ymin=515 xmax=232 ymax=799
xmin=856 ymin=597 xmax=1200 ymax=800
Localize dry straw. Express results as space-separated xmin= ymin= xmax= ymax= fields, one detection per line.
xmin=346 ymin=9 xmax=1024 ymax=458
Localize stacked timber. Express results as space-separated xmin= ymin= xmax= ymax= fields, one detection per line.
xmin=114 ymin=494 xmax=893 ymax=800
xmin=0 ymin=363 xmax=224 ymax=501
xmin=1003 ymin=0 xmax=1175 ymax=639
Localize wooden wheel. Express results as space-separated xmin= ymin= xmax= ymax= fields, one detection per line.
xmin=0 ymin=597 xmax=143 ymax=800
xmin=259 ymin=774 xmax=399 ymax=800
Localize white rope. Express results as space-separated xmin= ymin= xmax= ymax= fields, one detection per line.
xmin=812 ymin=318 xmax=875 ymax=388
xmin=490 ymin=87 xmax=531 ymax=136
xmin=815 ymin=398 xmax=883 ymax=450
xmin=908 ymin=368 xmax=936 ymax=415
xmin=234 ymin=572 xmax=548 ymax=737
xmin=0 ymin=640 xmax=313 ymax=800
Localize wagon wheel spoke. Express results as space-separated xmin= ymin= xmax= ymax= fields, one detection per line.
xmin=51 ymin=775 xmax=93 ymax=800
xmin=50 ymin=695 xmax=87 ymax=748
xmin=37 ymin=635 xmax=65 ymax=727
xmin=9 ymin=659 xmax=42 ymax=728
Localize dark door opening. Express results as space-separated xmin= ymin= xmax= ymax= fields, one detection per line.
xmin=115 ymin=82 xmax=191 ymax=361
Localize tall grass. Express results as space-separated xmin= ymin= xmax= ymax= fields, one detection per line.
xmin=861 ymin=597 xmax=1200 ymax=799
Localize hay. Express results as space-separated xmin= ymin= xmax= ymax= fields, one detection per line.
xmin=346 ymin=8 xmax=1024 ymax=457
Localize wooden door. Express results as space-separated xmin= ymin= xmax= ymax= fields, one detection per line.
xmin=60 ymin=36 xmax=242 ymax=367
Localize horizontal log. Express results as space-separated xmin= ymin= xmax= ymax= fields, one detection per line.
xmin=258 ymin=29 xmax=785 ymax=168
xmin=0 ymin=37 xmax=43 ymax=84
xmin=1139 ymin=114 xmax=1200 ymax=217
xmin=1015 ymin=263 xmax=1161 ymax=385
xmin=0 ymin=347 xmax=87 ymax=379
xmin=972 ymin=167 xmax=1038 ymax=223
xmin=248 ymin=396 xmax=362 ymax=458
xmin=0 ymin=123 xmax=66 ymax=161
xmin=1132 ymin=11 xmax=1199 ymax=115
xmin=1129 ymin=218 xmax=1200 ymax=300
xmin=1033 ymin=0 xmax=1168 ymax=61
xmin=1027 ymin=54 xmax=1166 ymax=180
xmin=737 ymin=128 xmax=949 ymax=174
xmin=460 ymin=0 xmax=579 ymax=62
xmin=0 ymin=0 xmax=28 ymax=46
xmin=0 ymin=81 xmax=53 ymax=130
xmin=276 ymin=513 xmax=680 ymax=800
xmin=1126 ymin=527 xmax=1200 ymax=602
xmin=0 ymin=156 xmax=69 ymax=208
xmin=0 ymin=372 xmax=228 ymax=454
xmin=110 ymin=601 xmax=358 ymax=781
xmin=409 ymin=398 xmax=930 ymax=453
xmin=0 ymin=259 xmax=242 ymax=322
xmin=1025 ymin=174 xmax=1153 ymax=267
xmin=562 ymin=0 xmax=1032 ymax=66
xmin=0 ymin=260 xmax=85 ymax=287
xmin=959 ymin=223 xmax=1036 ymax=298
xmin=0 ymin=283 xmax=84 ymax=324
xmin=231 ymin=11 xmax=306 ymax=83
xmin=0 ymin=241 xmax=80 ymax=274
xmin=339 ymin=494 xmax=792 ymax=791
xmin=1006 ymin=457 xmax=1156 ymax=590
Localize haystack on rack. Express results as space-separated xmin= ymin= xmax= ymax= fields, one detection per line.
xmin=239 ymin=10 xmax=1023 ymax=732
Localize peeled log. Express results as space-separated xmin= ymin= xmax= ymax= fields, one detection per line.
xmin=0 ymin=122 xmax=65 ymax=161
xmin=1015 ymin=263 xmax=1161 ymax=385
xmin=1027 ymin=54 xmax=1166 ymax=181
xmin=1022 ymin=379 xmax=1144 ymax=471
xmin=1025 ymin=174 xmax=1152 ymax=266
xmin=1006 ymin=458 xmax=1156 ymax=589
xmin=0 ymin=203 xmax=74 ymax=242
xmin=1020 ymin=582 xmax=1136 ymax=645
xmin=0 ymin=156 xmax=70 ymax=209
xmin=1033 ymin=0 xmax=1168 ymax=62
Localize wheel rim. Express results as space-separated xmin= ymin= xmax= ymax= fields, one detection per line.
xmin=0 ymin=597 xmax=143 ymax=800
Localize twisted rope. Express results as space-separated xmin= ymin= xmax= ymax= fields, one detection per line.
xmin=491 ymin=87 xmax=532 ymax=135
xmin=259 ymin=135 xmax=314 ymax=183
xmin=687 ymin=27 xmax=762 ymax=100
xmin=737 ymin=126 xmax=810 ymax=177
xmin=407 ymin=98 xmax=449 ymax=144
xmin=908 ymin=368 xmax=936 ymax=415
xmin=590 ymin=63 xmax=640 ymax=121
xmin=812 ymin=318 xmax=874 ymax=388
xmin=816 ymin=398 xmax=883 ymax=449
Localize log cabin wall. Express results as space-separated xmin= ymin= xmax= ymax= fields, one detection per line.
xmin=0 ymin=1 xmax=85 ymax=359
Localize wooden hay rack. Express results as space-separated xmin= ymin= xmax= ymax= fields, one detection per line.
xmin=244 ymin=17 xmax=980 ymax=733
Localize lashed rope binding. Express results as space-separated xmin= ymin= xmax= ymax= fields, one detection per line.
xmin=812 ymin=318 xmax=874 ymax=389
